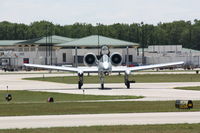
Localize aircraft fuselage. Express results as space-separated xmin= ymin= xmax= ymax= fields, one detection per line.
xmin=98 ymin=54 xmax=112 ymax=75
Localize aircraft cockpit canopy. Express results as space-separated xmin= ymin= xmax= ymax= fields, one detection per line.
xmin=101 ymin=45 xmax=110 ymax=56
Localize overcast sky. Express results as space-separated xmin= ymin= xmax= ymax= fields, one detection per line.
xmin=0 ymin=0 xmax=199 ymax=25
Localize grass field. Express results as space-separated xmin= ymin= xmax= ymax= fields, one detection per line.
xmin=24 ymin=74 xmax=200 ymax=84
xmin=1 ymin=124 xmax=200 ymax=133
xmin=0 ymin=91 xmax=199 ymax=116
xmin=0 ymin=91 xmax=142 ymax=103
xmin=0 ymin=93 xmax=199 ymax=116
xmin=2 ymin=101 xmax=199 ymax=116
xmin=175 ymin=86 xmax=200 ymax=91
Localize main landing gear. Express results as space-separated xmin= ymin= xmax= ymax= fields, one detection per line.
xmin=124 ymin=74 xmax=135 ymax=89
xmin=101 ymin=83 xmax=104 ymax=89
xmin=78 ymin=73 xmax=83 ymax=89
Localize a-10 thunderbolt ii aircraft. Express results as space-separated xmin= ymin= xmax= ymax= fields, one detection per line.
xmin=24 ymin=45 xmax=184 ymax=89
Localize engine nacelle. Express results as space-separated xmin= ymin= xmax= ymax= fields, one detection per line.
xmin=110 ymin=52 xmax=122 ymax=66
xmin=83 ymin=53 xmax=97 ymax=66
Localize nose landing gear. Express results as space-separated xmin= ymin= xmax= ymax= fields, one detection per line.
xmin=99 ymin=72 xmax=105 ymax=89
xmin=78 ymin=73 xmax=83 ymax=89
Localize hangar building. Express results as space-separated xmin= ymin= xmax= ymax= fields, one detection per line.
xmin=0 ymin=35 xmax=139 ymax=70
xmin=1 ymin=34 xmax=200 ymax=70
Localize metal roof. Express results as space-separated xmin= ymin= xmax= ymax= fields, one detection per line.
xmin=182 ymin=48 xmax=200 ymax=53
xmin=57 ymin=35 xmax=139 ymax=48
xmin=17 ymin=35 xmax=75 ymax=45
xmin=0 ymin=40 xmax=25 ymax=46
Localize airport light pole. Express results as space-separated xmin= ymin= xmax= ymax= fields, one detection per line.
xmin=75 ymin=46 xmax=78 ymax=67
xmin=45 ymin=25 xmax=48 ymax=65
xmin=45 ymin=24 xmax=53 ymax=65
xmin=96 ymin=23 xmax=100 ymax=58
xmin=141 ymin=22 xmax=146 ymax=65
xmin=49 ymin=26 xmax=53 ymax=65
xmin=189 ymin=24 xmax=193 ymax=67
xmin=126 ymin=46 xmax=129 ymax=66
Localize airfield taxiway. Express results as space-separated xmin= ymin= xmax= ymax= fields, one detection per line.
xmin=1 ymin=73 xmax=200 ymax=101
xmin=1 ymin=72 xmax=200 ymax=129
xmin=1 ymin=112 xmax=200 ymax=129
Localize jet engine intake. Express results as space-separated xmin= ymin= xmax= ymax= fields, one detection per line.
xmin=83 ymin=53 xmax=97 ymax=66
xmin=110 ymin=52 xmax=122 ymax=66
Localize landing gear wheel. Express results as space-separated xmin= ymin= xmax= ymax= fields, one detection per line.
xmin=101 ymin=84 xmax=104 ymax=89
xmin=126 ymin=81 xmax=130 ymax=89
xmin=78 ymin=81 xmax=82 ymax=89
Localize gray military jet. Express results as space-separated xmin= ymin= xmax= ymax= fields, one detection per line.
xmin=24 ymin=46 xmax=184 ymax=89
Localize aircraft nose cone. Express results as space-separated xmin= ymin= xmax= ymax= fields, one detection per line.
xmin=103 ymin=62 xmax=109 ymax=70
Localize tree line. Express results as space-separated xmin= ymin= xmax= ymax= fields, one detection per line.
xmin=0 ymin=20 xmax=200 ymax=50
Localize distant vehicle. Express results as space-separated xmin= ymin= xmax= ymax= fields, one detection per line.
xmin=25 ymin=45 xmax=184 ymax=89
xmin=1 ymin=58 xmax=15 ymax=71
xmin=122 ymin=62 xmax=139 ymax=67
xmin=1 ymin=59 xmax=9 ymax=66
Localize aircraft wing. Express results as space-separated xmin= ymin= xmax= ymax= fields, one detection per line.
xmin=24 ymin=64 xmax=79 ymax=73
xmin=111 ymin=66 xmax=129 ymax=72
xmin=25 ymin=61 xmax=184 ymax=74
xmin=128 ymin=61 xmax=184 ymax=71
xmin=79 ymin=66 xmax=98 ymax=73
xmin=24 ymin=64 xmax=99 ymax=73
xmin=112 ymin=61 xmax=184 ymax=72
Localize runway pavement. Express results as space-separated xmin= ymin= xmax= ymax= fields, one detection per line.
xmin=39 ymin=84 xmax=200 ymax=101
xmin=0 ymin=73 xmax=73 ymax=90
xmin=0 ymin=112 xmax=200 ymax=129
xmin=1 ymin=73 xmax=200 ymax=101
xmin=1 ymin=72 xmax=200 ymax=129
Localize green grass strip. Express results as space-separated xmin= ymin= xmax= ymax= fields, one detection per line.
xmin=175 ymin=86 xmax=200 ymax=91
xmin=0 ymin=100 xmax=199 ymax=116
xmin=0 ymin=91 xmax=199 ymax=116
xmin=1 ymin=124 xmax=200 ymax=133
xmin=0 ymin=91 xmax=142 ymax=103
